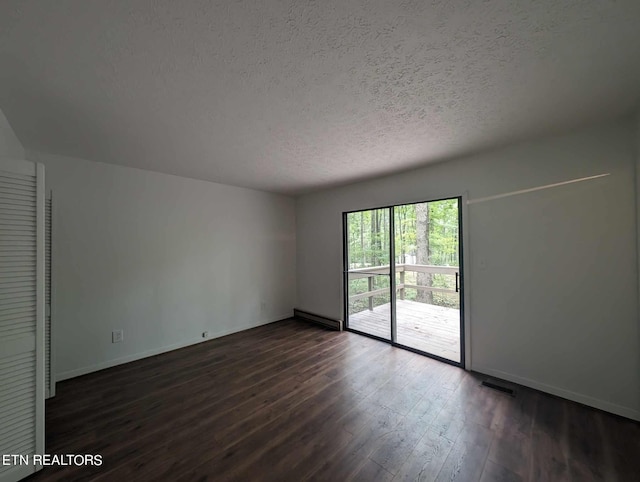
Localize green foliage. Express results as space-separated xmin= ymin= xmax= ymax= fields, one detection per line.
xmin=347 ymin=208 xmax=391 ymax=268
xmin=347 ymin=199 xmax=460 ymax=311
xmin=424 ymin=200 xmax=459 ymax=267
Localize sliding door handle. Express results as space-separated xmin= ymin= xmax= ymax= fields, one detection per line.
xmin=455 ymin=272 xmax=459 ymax=293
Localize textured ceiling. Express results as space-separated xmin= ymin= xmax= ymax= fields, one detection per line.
xmin=1 ymin=1 xmax=639 ymax=195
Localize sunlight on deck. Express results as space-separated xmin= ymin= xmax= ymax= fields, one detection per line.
xmin=348 ymin=299 xmax=461 ymax=362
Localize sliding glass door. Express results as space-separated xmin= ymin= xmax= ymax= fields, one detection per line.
xmin=344 ymin=198 xmax=464 ymax=366
xmin=394 ymin=199 xmax=462 ymax=363
xmin=344 ymin=208 xmax=392 ymax=340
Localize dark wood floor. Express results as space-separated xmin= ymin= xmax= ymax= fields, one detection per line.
xmin=28 ymin=318 xmax=639 ymax=481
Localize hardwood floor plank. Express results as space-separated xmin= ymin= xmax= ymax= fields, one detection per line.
xmin=530 ymin=428 xmax=571 ymax=482
xmin=489 ymin=423 xmax=532 ymax=479
xmin=380 ymin=357 xmax=447 ymax=416
xmin=48 ymin=319 xmax=305 ymax=401
xmin=565 ymin=401 xmax=607 ymax=480
xmin=25 ymin=319 xmax=640 ymax=482
xmin=393 ymin=428 xmax=455 ymax=482
xmin=95 ymin=341 xmax=380 ymax=480
xmin=47 ymin=325 xmax=347 ymax=453
xmin=103 ymin=340 xmax=408 ymax=480
xmin=598 ymin=411 xmax=640 ymax=481
xmin=480 ymin=460 xmax=522 ymax=482
xmin=369 ymin=412 xmax=432 ymax=475
xmin=434 ymin=422 xmax=494 ymax=482
xmin=48 ymin=320 xmax=322 ymax=417
xmin=350 ymin=458 xmax=395 ymax=482
xmin=491 ymin=385 xmax=538 ymax=435
xmin=306 ymin=403 xmax=404 ymax=481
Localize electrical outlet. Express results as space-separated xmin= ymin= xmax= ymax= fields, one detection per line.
xmin=112 ymin=330 xmax=123 ymax=343
xmin=202 ymin=331 xmax=210 ymax=339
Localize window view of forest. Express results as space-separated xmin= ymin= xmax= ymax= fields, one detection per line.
xmin=347 ymin=199 xmax=460 ymax=315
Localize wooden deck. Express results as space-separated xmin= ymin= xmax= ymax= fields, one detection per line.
xmin=348 ymin=299 xmax=461 ymax=362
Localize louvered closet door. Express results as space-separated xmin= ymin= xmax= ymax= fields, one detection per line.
xmin=0 ymin=159 xmax=45 ymax=482
xmin=45 ymin=196 xmax=53 ymax=399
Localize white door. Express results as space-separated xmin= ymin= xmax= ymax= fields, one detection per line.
xmin=45 ymin=194 xmax=54 ymax=399
xmin=0 ymin=159 xmax=45 ymax=482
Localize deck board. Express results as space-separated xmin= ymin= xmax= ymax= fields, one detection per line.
xmin=348 ymin=299 xmax=461 ymax=362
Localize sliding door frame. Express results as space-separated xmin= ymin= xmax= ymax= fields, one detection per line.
xmin=343 ymin=196 xmax=466 ymax=369
xmin=342 ymin=207 xmax=393 ymax=344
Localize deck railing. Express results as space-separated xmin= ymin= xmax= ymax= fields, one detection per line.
xmin=348 ymin=264 xmax=459 ymax=310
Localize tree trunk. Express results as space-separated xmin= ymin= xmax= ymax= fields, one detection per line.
xmin=371 ymin=210 xmax=377 ymax=266
xmin=360 ymin=211 xmax=364 ymax=267
xmin=398 ymin=207 xmax=406 ymax=263
xmin=416 ymin=203 xmax=432 ymax=303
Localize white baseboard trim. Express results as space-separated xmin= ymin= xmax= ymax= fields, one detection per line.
xmin=56 ymin=312 xmax=293 ymax=382
xmin=473 ymin=365 xmax=640 ymax=422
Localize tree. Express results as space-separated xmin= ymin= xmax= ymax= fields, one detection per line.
xmin=415 ymin=202 xmax=433 ymax=303
xmin=347 ymin=199 xmax=459 ymax=311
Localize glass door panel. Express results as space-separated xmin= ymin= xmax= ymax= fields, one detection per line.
xmin=394 ymin=199 xmax=461 ymax=362
xmin=345 ymin=208 xmax=391 ymax=340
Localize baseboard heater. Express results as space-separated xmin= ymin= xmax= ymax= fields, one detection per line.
xmin=293 ymin=309 xmax=343 ymax=331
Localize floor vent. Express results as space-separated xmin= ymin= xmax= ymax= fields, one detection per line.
xmin=481 ymin=379 xmax=516 ymax=396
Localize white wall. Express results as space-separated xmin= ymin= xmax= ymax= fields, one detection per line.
xmin=636 ymin=112 xmax=640 ymax=359
xmin=0 ymin=107 xmax=24 ymax=159
xmin=27 ymin=151 xmax=296 ymax=380
xmin=296 ymin=118 xmax=640 ymax=420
